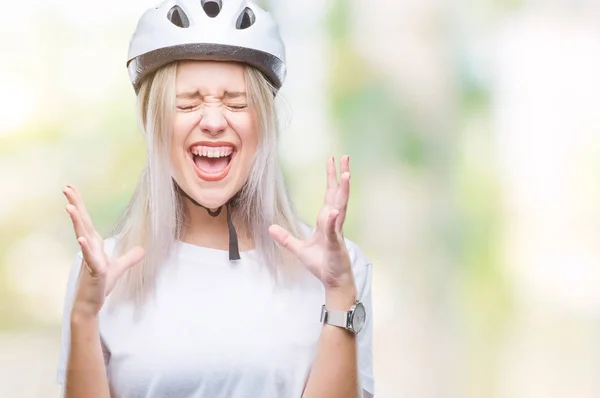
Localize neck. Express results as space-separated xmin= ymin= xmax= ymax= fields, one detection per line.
xmin=180 ymin=198 xmax=252 ymax=252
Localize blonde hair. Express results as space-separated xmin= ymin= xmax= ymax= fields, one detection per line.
xmin=109 ymin=62 xmax=306 ymax=306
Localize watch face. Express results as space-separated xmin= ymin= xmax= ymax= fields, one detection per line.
xmin=351 ymin=302 xmax=366 ymax=334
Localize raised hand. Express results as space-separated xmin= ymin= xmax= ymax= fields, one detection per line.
xmin=63 ymin=185 xmax=145 ymax=318
xmin=269 ymin=156 xmax=355 ymax=295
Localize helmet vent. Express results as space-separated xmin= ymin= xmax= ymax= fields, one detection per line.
xmin=201 ymin=0 xmax=222 ymax=18
xmin=236 ymin=7 xmax=255 ymax=29
xmin=167 ymin=6 xmax=190 ymax=28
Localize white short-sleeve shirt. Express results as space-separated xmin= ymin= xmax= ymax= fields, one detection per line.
xmin=56 ymin=237 xmax=375 ymax=397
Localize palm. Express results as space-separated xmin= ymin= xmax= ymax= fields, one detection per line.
xmin=269 ymin=156 xmax=353 ymax=289
xmin=64 ymin=185 xmax=144 ymax=314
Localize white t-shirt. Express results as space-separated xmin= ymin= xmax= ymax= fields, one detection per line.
xmin=57 ymin=236 xmax=375 ymax=397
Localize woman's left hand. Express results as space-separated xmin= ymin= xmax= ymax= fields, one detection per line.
xmin=269 ymin=155 xmax=355 ymax=297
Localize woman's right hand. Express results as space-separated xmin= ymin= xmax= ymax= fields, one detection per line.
xmin=63 ymin=185 xmax=145 ymax=319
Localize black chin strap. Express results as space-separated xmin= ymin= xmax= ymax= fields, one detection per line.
xmin=174 ymin=182 xmax=241 ymax=261
xmin=225 ymin=202 xmax=240 ymax=260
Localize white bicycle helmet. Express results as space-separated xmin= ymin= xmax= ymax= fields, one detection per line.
xmin=127 ymin=0 xmax=286 ymax=93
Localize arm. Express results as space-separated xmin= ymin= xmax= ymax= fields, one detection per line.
xmin=269 ymin=156 xmax=371 ymax=397
xmin=65 ymin=311 xmax=111 ymax=398
xmin=302 ymin=285 xmax=360 ymax=398
xmin=60 ymin=185 xmax=144 ymax=398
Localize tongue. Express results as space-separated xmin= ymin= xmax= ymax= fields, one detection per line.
xmin=194 ymin=156 xmax=229 ymax=174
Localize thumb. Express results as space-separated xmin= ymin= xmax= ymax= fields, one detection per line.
xmin=114 ymin=246 xmax=146 ymax=277
xmin=268 ymin=225 xmax=303 ymax=257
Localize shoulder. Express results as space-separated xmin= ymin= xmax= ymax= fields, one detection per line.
xmin=342 ymin=237 xmax=373 ymax=301
xmin=343 ymin=237 xmax=372 ymax=271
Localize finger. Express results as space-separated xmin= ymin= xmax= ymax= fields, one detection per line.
xmin=69 ymin=185 xmax=95 ymax=231
xmin=113 ymin=246 xmax=146 ymax=276
xmin=334 ymin=171 xmax=351 ymax=230
xmin=325 ymin=208 xmax=341 ymax=246
xmin=66 ymin=204 xmax=88 ymax=242
xmin=268 ymin=224 xmax=304 ymax=257
xmin=340 ymin=154 xmax=350 ymax=175
xmin=77 ymin=237 xmax=104 ymax=277
xmin=316 ymin=205 xmax=332 ymax=231
xmin=63 ymin=185 xmax=94 ymax=234
xmin=325 ymin=157 xmax=338 ymax=206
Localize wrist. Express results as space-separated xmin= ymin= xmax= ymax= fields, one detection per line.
xmin=70 ymin=302 xmax=100 ymax=326
xmin=325 ymin=281 xmax=357 ymax=310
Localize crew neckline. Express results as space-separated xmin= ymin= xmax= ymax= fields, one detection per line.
xmin=176 ymin=240 xmax=257 ymax=262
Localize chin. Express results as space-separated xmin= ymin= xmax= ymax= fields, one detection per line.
xmin=193 ymin=194 xmax=230 ymax=210
xmin=181 ymin=179 xmax=244 ymax=210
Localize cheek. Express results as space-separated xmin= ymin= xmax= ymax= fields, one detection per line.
xmin=172 ymin=114 xmax=196 ymax=143
xmin=230 ymin=114 xmax=258 ymax=153
xmin=171 ymin=114 xmax=197 ymax=157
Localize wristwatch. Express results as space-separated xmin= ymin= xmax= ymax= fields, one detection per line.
xmin=320 ymin=301 xmax=366 ymax=334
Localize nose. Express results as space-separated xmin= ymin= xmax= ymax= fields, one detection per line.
xmin=199 ymin=106 xmax=227 ymax=136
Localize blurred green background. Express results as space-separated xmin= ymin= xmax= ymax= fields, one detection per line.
xmin=2 ymin=0 xmax=600 ymax=397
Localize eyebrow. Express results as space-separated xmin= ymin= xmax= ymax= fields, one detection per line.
xmin=176 ymin=91 xmax=200 ymax=99
xmin=175 ymin=91 xmax=247 ymax=99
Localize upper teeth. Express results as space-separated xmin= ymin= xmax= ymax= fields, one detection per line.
xmin=191 ymin=145 xmax=234 ymax=158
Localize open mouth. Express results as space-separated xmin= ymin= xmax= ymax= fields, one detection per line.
xmin=189 ymin=143 xmax=236 ymax=182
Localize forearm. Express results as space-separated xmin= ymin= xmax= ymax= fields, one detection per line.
xmin=65 ymin=311 xmax=110 ymax=398
xmin=303 ymin=286 xmax=359 ymax=398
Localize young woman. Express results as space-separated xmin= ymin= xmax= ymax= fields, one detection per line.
xmin=56 ymin=1 xmax=374 ymax=397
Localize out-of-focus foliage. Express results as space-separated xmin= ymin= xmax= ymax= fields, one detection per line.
xmin=1 ymin=0 xmax=600 ymax=397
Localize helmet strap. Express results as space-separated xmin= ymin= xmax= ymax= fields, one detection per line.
xmin=173 ymin=181 xmax=241 ymax=261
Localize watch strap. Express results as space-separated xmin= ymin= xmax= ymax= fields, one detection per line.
xmin=320 ymin=305 xmax=349 ymax=329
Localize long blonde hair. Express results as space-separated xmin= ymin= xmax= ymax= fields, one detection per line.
xmin=109 ymin=62 xmax=306 ymax=306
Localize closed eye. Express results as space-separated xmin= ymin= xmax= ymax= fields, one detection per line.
xmin=176 ymin=102 xmax=247 ymax=112
xmin=177 ymin=104 xmax=199 ymax=112
xmin=227 ymin=103 xmax=248 ymax=111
